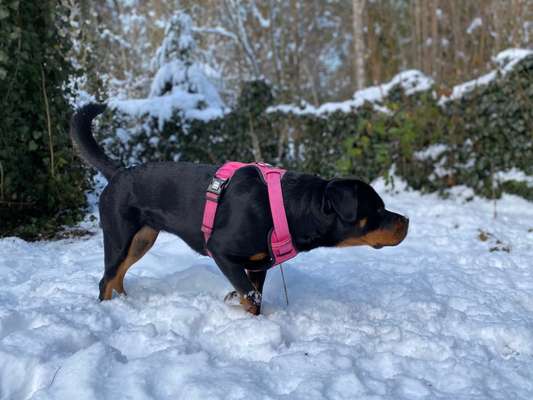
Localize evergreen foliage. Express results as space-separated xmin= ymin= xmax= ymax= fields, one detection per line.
xmin=439 ymin=55 xmax=533 ymax=197
xmin=0 ymin=1 xmax=88 ymax=239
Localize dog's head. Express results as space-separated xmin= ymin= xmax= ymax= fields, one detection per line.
xmin=324 ymin=179 xmax=408 ymax=249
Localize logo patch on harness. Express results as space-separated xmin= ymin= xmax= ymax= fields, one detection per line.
xmin=207 ymin=177 xmax=226 ymax=195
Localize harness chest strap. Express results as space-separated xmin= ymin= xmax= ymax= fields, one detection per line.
xmin=201 ymin=162 xmax=297 ymax=266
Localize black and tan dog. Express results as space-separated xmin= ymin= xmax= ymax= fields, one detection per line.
xmin=70 ymin=104 xmax=409 ymax=315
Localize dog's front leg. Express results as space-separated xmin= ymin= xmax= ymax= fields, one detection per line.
xmin=211 ymin=253 xmax=262 ymax=315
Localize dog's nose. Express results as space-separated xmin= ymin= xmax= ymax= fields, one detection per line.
xmin=397 ymin=214 xmax=408 ymax=224
xmin=396 ymin=215 xmax=409 ymax=236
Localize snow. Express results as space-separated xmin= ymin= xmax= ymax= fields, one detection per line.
xmin=413 ymin=144 xmax=448 ymax=161
xmin=495 ymin=168 xmax=533 ymax=186
xmin=108 ymin=12 xmax=225 ymax=130
xmin=109 ymin=12 xmax=225 ymax=130
xmin=441 ymin=48 xmax=533 ymax=103
xmin=466 ymin=17 xmax=483 ymax=35
xmin=252 ymin=2 xmax=270 ymax=28
xmin=151 ymin=12 xmax=195 ymax=71
xmin=110 ymin=65 xmax=225 ymax=130
xmin=192 ymin=26 xmax=237 ymax=41
xmin=2 ymin=179 xmax=533 ymax=399
xmin=268 ymin=70 xmax=433 ymax=116
xmin=268 ymin=48 xmax=531 ymax=115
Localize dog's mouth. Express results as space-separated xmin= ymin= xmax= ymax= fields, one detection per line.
xmin=364 ymin=215 xmax=409 ymax=249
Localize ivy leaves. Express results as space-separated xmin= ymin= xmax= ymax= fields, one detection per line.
xmin=0 ymin=1 xmax=88 ymax=239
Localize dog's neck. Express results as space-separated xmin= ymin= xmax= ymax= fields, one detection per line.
xmin=283 ymin=174 xmax=339 ymax=252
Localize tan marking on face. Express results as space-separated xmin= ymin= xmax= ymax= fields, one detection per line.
xmin=337 ymin=220 xmax=408 ymax=248
xmin=249 ymin=252 xmax=268 ymax=261
xmin=358 ymin=218 xmax=368 ymax=228
xmin=101 ymin=226 xmax=159 ymax=300
xmin=336 ymin=236 xmax=369 ymax=247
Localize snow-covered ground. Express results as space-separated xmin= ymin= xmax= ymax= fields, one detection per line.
xmin=1 ymin=180 xmax=533 ymax=400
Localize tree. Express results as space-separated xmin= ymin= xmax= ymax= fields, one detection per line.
xmin=148 ymin=11 xmax=224 ymax=111
xmin=69 ymin=1 xmax=533 ymax=106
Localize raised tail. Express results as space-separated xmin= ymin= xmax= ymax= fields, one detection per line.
xmin=70 ymin=103 xmax=120 ymax=180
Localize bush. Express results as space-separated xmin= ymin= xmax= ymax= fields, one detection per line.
xmin=0 ymin=1 xmax=89 ymax=239
xmin=440 ymin=54 xmax=533 ymax=198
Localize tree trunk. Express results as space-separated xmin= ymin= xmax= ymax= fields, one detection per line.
xmin=431 ymin=0 xmax=439 ymax=78
xmin=352 ymin=0 xmax=366 ymax=90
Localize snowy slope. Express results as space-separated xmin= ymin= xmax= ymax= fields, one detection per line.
xmin=1 ymin=181 xmax=533 ymax=400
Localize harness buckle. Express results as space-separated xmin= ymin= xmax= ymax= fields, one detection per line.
xmin=271 ymin=237 xmax=294 ymax=256
xmin=207 ymin=177 xmax=227 ymax=195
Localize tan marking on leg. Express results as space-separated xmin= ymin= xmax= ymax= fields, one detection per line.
xmin=102 ymin=226 xmax=159 ymax=299
xmin=358 ymin=218 xmax=367 ymax=228
xmin=249 ymin=252 xmax=268 ymax=261
xmin=102 ymin=280 xmax=114 ymax=300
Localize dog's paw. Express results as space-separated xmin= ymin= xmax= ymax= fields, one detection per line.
xmin=224 ymin=290 xmax=262 ymax=315
xmin=241 ymin=291 xmax=262 ymax=316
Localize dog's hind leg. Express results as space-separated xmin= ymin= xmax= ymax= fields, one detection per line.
xmin=100 ymin=225 xmax=159 ymax=300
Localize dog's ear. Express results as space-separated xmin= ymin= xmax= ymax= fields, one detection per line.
xmin=324 ymin=179 xmax=358 ymax=222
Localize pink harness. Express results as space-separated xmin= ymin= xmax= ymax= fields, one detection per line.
xmin=201 ymin=162 xmax=298 ymax=266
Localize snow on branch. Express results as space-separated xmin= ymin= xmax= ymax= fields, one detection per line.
xmin=192 ymin=26 xmax=237 ymax=40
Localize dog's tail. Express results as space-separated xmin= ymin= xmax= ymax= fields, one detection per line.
xmin=70 ymin=103 xmax=120 ymax=180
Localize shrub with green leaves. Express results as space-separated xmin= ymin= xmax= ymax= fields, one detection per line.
xmin=440 ymin=54 xmax=533 ymax=198
xmin=0 ymin=1 xmax=88 ymax=239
